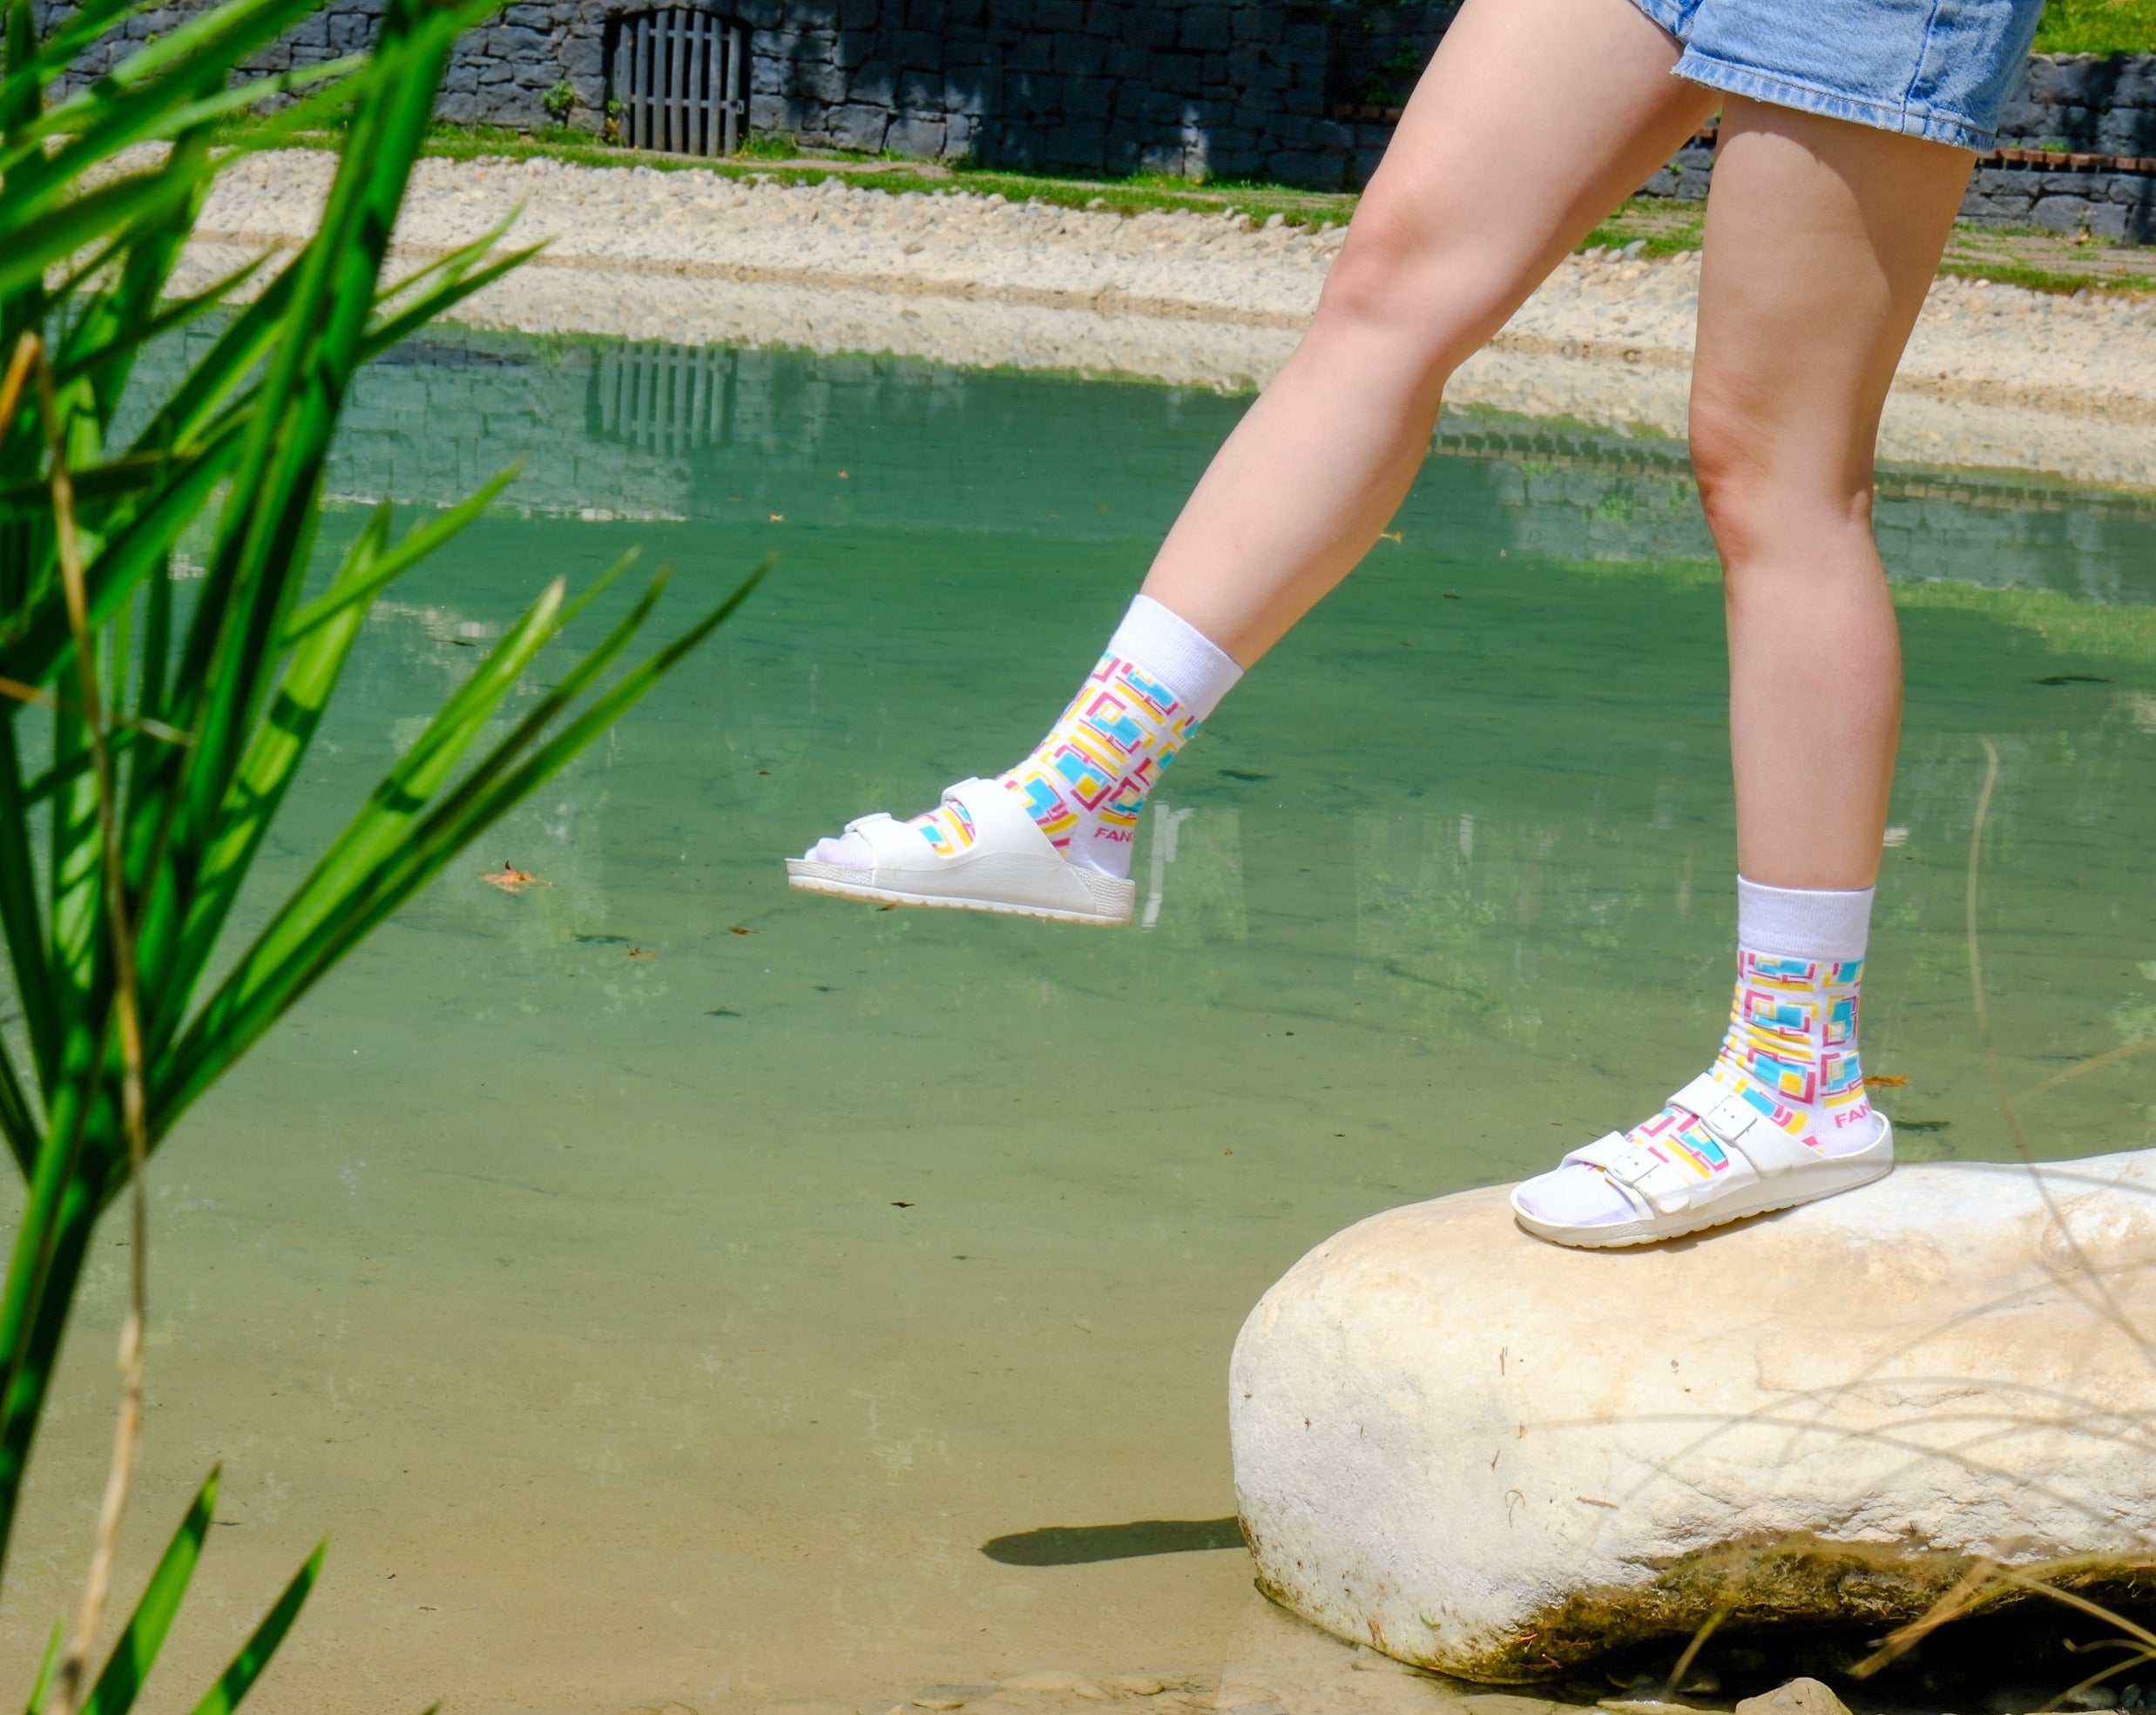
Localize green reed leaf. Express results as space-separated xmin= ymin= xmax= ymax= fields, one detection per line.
xmin=80 ymin=1469 xmax=220 ymax=1715
xmin=183 ymin=1542 xmax=323 ymax=1715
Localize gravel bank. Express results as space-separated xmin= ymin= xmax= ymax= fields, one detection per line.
xmin=182 ymin=150 xmax=2156 ymax=490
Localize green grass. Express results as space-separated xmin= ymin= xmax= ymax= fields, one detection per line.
xmin=213 ymin=119 xmax=2156 ymax=293
xmin=217 ymin=114 xmax=1362 ymax=227
xmin=2032 ymin=0 xmax=2156 ymax=56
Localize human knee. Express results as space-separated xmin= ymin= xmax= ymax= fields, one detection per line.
xmin=1315 ymin=192 xmax=1490 ymax=373
xmin=1686 ymin=395 xmax=1772 ymax=562
xmin=1688 ymin=391 xmax=1873 ymax=570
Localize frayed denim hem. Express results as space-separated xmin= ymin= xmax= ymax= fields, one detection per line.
xmin=1628 ymin=0 xmax=1693 ymax=42
xmin=1673 ymin=50 xmax=1996 ymax=152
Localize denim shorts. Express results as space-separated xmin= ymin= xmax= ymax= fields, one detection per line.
xmin=1629 ymin=0 xmax=2045 ymax=150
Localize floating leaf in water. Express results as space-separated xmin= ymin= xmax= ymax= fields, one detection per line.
xmin=479 ymin=862 xmax=547 ymax=893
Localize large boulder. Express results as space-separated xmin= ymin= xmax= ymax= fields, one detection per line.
xmin=1228 ymin=1151 xmax=2156 ymax=1682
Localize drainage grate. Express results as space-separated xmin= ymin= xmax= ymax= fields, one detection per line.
xmin=592 ymin=341 xmax=733 ymax=454
xmin=612 ymin=8 xmax=746 ymax=157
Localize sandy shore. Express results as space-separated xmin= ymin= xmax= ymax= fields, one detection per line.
xmin=178 ymin=149 xmax=2156 ymax=490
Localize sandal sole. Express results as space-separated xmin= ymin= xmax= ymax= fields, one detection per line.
xmin=785 ymin=865 xmax=1132 ymax=927
xmin=1511 ymin=1136 xmax=1896 ymax=1250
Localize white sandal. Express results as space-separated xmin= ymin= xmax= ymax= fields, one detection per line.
xmin=785 ymin=776 xmax=1135 ymax=927
xmin=1510 ymin=1071 xmax=1896 ymax=1249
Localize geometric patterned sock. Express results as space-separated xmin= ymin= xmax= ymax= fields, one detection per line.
xmin=909 ymin=594 xmax=1241 ymax=881
xmin=1512 ymin=879 xmax=1883 ymax=1232
xmin=1622 ymin=947 xmax=1881 ymax=1171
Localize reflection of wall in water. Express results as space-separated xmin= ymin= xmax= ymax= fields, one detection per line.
xmin=1445 ymin=415 xmax=2156 ymax=607
xmin=123 ymin=327 xmax=2156 ymax=605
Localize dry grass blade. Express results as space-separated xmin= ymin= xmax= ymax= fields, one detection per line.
xmin=2016 ymin=1037 xmax=2156 ymax=1107
xmin=31 ymin=333 xmax=154 ymax=1715
xmin=0 ymin=674 xmax=188 ymax=745
xmin=1851 ymin=1554 xmax=2002 ymax=1678
xmin=1966 ymin=736 xmax=2155 ymax=1367
xmin=2048 ymin=1642 xmax=2156 ymax=1712
xmin=1662 ymin=1596 xmax=1733 ymax=1697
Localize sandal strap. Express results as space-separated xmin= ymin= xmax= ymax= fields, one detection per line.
xmin=938 ymin=775 xmax=1064 ymax=861
xmin=1667 ymin=1071 xmax=1821 ymax=1176
xmin=1559 ymin=1131 xmax=1697 ymax=1218
xmin=840 ymin=810 xmax=935 ymax=868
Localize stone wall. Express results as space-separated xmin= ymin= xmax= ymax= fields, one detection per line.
xmin=734 ymin=0 xmax=1453 ymax=186
xmin=30 ymin=0 xmax=2156 ymax=228
xmin=1642 ymin=55 xmax=2156 ymax=240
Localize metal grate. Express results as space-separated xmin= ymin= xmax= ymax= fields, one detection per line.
xmin=592 ymin=341 xmax=733 ymax=454
xmin=612 ymin=8 xmax=746 ymax=157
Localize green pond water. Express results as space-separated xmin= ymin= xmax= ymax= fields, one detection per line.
xmin=6 ymin=332 xmax=2156 ymax=1714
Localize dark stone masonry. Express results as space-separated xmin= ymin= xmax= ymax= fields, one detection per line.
xmin=34 ymin=0 xmax=2156 ymax=237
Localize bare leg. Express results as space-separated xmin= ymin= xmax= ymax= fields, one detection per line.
xmin=1140 ymin=0 xmax=1717 ymax=665
xmin=1513 ymin=110 xmax=1971 ymax=1246
xmin=1690 ymin=99 xmax=1973 ymax=888
xmin=791 ymin=0 xmax=1719 ymax=903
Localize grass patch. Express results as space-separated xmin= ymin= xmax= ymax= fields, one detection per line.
xmin=1936 ymin=254 xmax=2156 ymax=292
xmin=212 ymin=119 xmax=2156 ymax=292
xmin=2032 ymin=0 xmax=2156 ymax=56
xmin=1581 ymin=197 xmax=1707 ymax=256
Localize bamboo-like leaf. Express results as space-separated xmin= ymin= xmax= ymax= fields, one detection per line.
xmin=0 ymin=418 xmax=244 ymax=683
xmin=164 ymin=0 xmax=471 ymax=865
xmin=4 ymin=0 xmax=350 ymax=182
xmin=51 ymin=246 xmax=271 ymax=400
xmin=159 ymin=560 xmax=767 ymax=1118
xmin=0 ymin=454 xmax=183 ymax=515
xmin=281 ymin=469 xmax=519 ymax=647
xmin=56 ymin=125 xmax=216 ymax=439
xmin=26 ymin=0 xmax=155 ymax=79
xmin=183 ymin=1542 xmax=322 ymax=1715
xmin=0 ymin=1035 xmax=36 ymax=1178
xmin=165 ymin=511 xmax=382 ymax=1000
xmin=0 ymin=172 xmax=205 ymax=302
xmin=0 ymin=723 xmax=59 ymax=1087
xmin=0 ymin=5 xmax=33 ymax=138
xmin=186 ymin=574 xmax=569 ymax=995
xmin=79 ymin=1469 xmax=220 ymax=1715
xmin=124 ymin=265 xmax=303 ymax=458
xmin=24 ymin=1615 xmax=61 ymax=1714
xmin=361 ymin=246 xmax=544 ymax=364
xmin=51 ymin=53 xmax=372 ymax=176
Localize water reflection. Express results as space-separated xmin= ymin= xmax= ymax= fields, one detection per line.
xmin=11 ymin=331 xmax=2152 ymax=1714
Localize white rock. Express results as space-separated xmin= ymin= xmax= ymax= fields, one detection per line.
xmin=1229 ymin=1151 xmax=2156 ymax=1683
xmin=1733 ymin=1681 xmax=1850 ymax=1715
